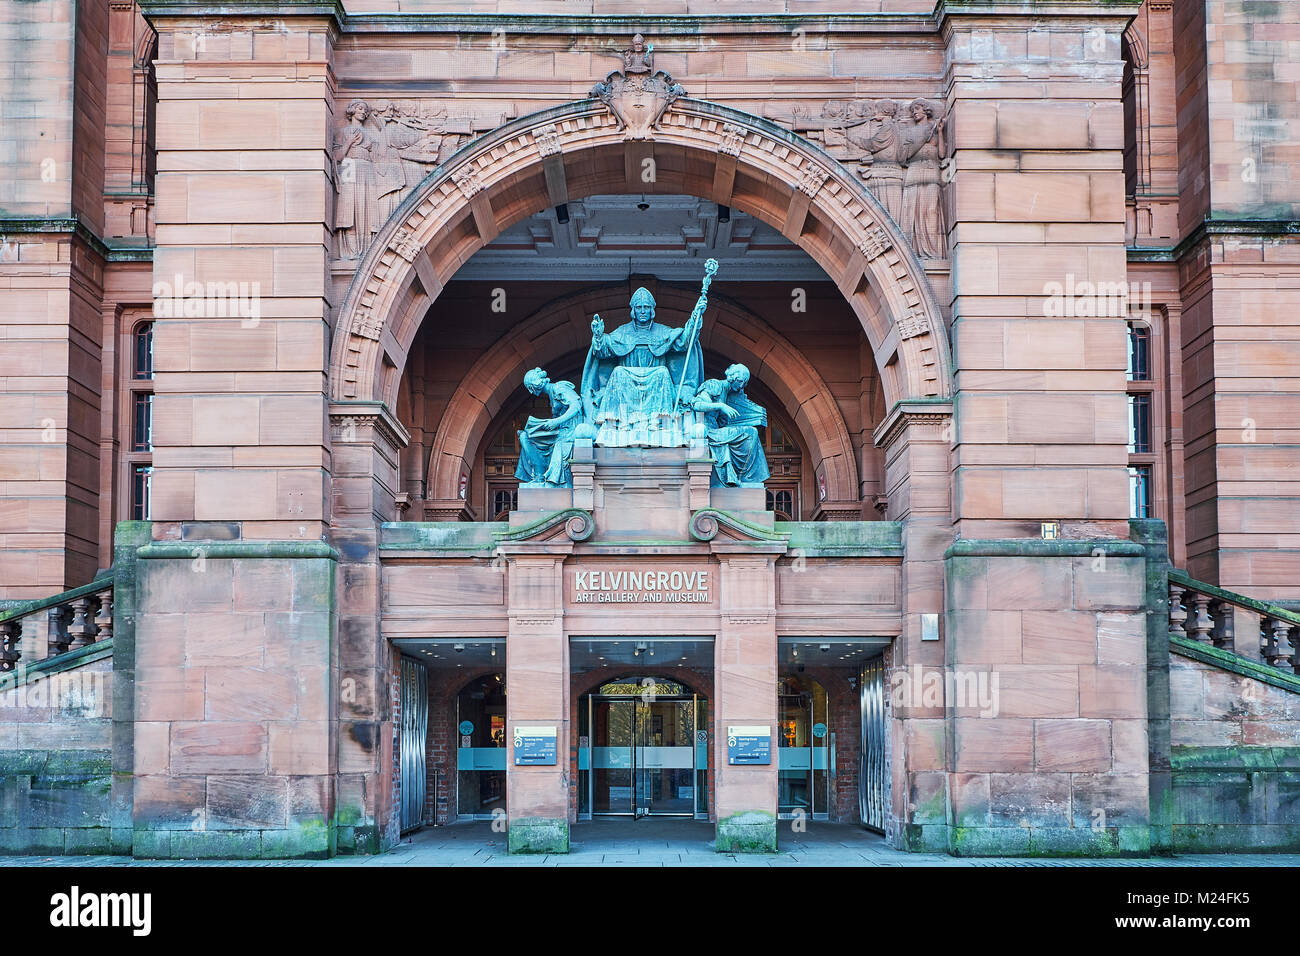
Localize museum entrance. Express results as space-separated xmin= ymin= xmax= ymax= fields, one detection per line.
xmin=777 ymin=675 xmax=831 ymax=820
xmin=578 ymin=677 xmax=709 ymax=820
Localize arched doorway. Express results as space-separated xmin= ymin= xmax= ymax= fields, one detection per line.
xmin=577 ymin=675 xmax=709 ymax=820
xmin=328 ymin=97 xmax=952 ymax=427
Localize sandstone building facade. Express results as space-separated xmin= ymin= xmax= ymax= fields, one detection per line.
xmin=1 ymin=0 xmax=1298 ymax=857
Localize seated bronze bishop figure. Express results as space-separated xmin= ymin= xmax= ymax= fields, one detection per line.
xmin=516 ymin=259 xmax=770 ymax=489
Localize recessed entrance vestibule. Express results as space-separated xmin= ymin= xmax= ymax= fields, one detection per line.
xmin=578 ymin=678 xmax=708 ymax=819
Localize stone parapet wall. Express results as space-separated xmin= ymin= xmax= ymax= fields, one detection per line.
xmin=0 ymin=653 xmax=114 ymax=855
xmin=1168 ymin=643 xmax=1300 ymax=852
xmin=130 ymin=539 xmax=339 ymax=859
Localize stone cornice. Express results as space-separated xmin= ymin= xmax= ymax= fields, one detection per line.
xmin=136 ymin=540 xmax=340 ymax=560
xmin=1128 ymin=218 xmax=1300 ymax=263
xmin=935 ymin=0 xmax=1143 ymax=29
xmin=872 ymin=398 xmax=952 ymax=451
xmin=329 ymin=400 xmax=411 ymax=452
xmin=0 ymin=216 xmax=153 ymax=263
xmin=138 ymin=4 xmax=936 ymax=34
xmin=137 ymin=0 xmax=345 ymax=24
xmin=945 ymin=538 xmax=1146 ymax=559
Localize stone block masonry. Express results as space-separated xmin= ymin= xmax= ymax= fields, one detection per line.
xmin=130 ymin=539 xmax=339 ymax=859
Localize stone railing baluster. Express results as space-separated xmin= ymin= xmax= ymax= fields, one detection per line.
xmin=1264 ymin=617 xmax=1295 ymax=672
xmin=93 ymin=590 xmax=113 ymax=641
xmin=0 ymin=619 xmax=22 ymax=671
xmin=0 ymin=577 xmax=114 ymax=672
xmin=47 ymin=604 xmax=72 ymax=657
xmin=1169 ymin=584 xmax=1187 ymax=640
xmin=1188 ymin=592 xmax=1214 ymax=644
xmin=67 ymin=596 xmax=99 ymax=649
xmin=1211 ymin=599 xmax=1234 ymax=650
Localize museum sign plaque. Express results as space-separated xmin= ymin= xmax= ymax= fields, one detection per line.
xmin=567 ymin=564 xmax=715 ymax=606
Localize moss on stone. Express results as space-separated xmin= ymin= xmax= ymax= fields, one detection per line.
xmin=715 ymin=810 xmax=777 ymax=853
xmin=778 ymin=520 xmax=903 ymax=555
xmin=508 ymin=817 xmax=569 ymax=854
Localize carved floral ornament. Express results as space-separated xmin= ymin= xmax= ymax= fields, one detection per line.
xmin=330 ymin=98 xmax=953 ymax=405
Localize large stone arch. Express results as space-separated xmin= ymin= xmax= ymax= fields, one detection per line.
xmin=328 ymin=97 xmax=953 ymax=413
xmin=424 ymin=284 xmax=863 ymax=504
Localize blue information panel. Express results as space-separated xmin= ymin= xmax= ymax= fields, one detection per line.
xmin=727 ymin=725 xmax=771 ymax=765
xmin=513 ymin=726 xmax=558 ymax=766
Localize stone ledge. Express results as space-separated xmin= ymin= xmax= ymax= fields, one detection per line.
xmin=946 ymin=538 xmax=1147 ymax=559
xmin=950 ymin=825 xmax=1150 ymax=857
xmin=135 ymin=540 xmax=340 ymax=561
xmin=1171 ymin=746 xmax=1300 ymax=772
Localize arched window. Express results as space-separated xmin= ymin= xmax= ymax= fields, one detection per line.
xmin=763 ymin=420 xmax=802 ymax=520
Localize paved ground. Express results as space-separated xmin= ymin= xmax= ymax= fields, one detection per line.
xmin=2 ymin=820 xmax=1300 ymax=866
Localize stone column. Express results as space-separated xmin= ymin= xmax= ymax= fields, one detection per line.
xmin=714 ymin=552 xmax=782 ymax=852
xmin=501 ymin=552 xmax=571 ymax=853
xmin=1172 ymin=0 xmax=1300 ymax=597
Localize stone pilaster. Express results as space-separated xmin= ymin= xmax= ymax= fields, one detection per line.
xmin=941 ymin=2 xmax=1137 ymax=540
xmin=0 ymin=0 xmax=111 ymax=596
xmin=944 ymin=538 xmax=1150 ymax=856
xmin=328 ymin=401 xmax=407 ymax=853
xmin=145 ymin=7 xmax=336 ymax=542
xmin=130 ymin=538 xmax=338 ymax=859
xmin=501 ymin=552 xmax=571 ymax=853
xmin=873 ymin=400 xmax=953 ymax=850
xmin=714 ymin=553 xmax=781 ymax=852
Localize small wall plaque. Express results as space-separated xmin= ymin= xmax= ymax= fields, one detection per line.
xmin=512 ymin=725 xmax=558 ymax=765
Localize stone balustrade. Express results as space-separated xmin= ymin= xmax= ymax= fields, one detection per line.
xmin=0 ymin=577 xmax=114 ymax=672
xmin=1169 ymin=569 xmax=1299 ymax=674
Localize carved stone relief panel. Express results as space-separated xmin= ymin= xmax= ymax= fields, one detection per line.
xmin=764 ymin=98 xmax=951 ymax=260
xmin=331 ymin=98 xmax=511 ymax=261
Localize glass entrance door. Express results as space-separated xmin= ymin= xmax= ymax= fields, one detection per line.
xmin=583 ymin=688 xmax=701 ymax=817
xmin=636 ymin=699 xmax=696 ymax=815
xmin=778 ymin=676 xmax=830 ymax=819
xmin=591 ymin=698 xmax=634 ymax=813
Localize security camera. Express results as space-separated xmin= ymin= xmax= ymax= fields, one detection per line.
xmin=453 ymin=643 xmax=465 ymax=653
xmin=819 ymin=643 xmax=830 ymax=652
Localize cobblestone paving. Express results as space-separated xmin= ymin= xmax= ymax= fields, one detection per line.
xmin=2 ymin=821 xmax=1299 ymax=866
